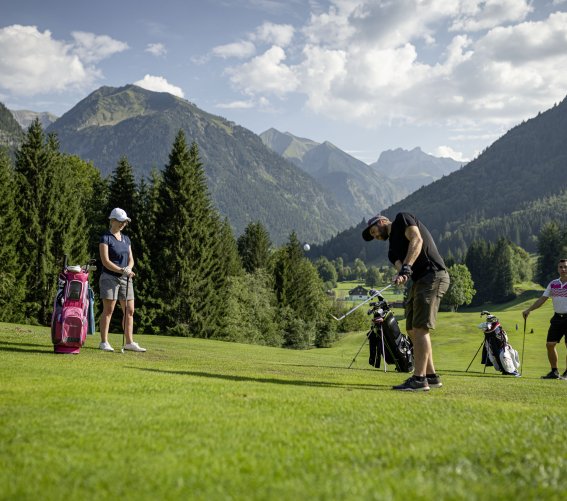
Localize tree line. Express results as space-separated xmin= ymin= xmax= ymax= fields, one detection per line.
xmin=0 ymin=119 xmax=339 ymax=348
xmin=1 ymin=120 xmax=565 ymax=348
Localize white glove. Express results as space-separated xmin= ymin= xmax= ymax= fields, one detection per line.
xmin=122 ymin=266 xmax=132 ymax=277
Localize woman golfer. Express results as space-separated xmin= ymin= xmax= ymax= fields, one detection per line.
xmin=98 ymin=208 xmax=146 ymax=352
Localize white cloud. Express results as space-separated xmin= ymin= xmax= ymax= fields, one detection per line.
xmin=226 ymin=46 xmax=299 ymax=96
xmin=254 ymin=22 xmax=295 ymax=47
xmin=145 ymin=42 xmax=167 ymax=57
xmin=215 ymin=96 xmax=271 ymax=110
xmin=212 ymin=40 xmax=256 ymax=59
xmin=0 ymin=25 xmax=128 ymax=96
xmin=71 ymin=31 xmax=128 ymax=63
xmin=215 ymin=0 xmax=567 ymax=154
xmin=216 ymin=100 xmax=255 ymax=109
xmin=133 ymin=75 xmax=185 ymax=98
xmin=451 ymin=0 xmax=533 ymax=32
xmin=434 ymin=145 xmax=468 ymax=162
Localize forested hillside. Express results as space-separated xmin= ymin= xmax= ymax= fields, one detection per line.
xmin=45 ymin=85 xmax=351 ymax=244
xmin=312 ymin=97 xmax=567 ymax=264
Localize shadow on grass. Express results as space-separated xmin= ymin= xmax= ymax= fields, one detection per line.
xmin=0 ymin=340 xmax=52 ymax=354
xmin=135 ymin=367 xmax=393 ymax=391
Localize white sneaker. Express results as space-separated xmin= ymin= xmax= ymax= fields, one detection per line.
xmin=99 ymin=341 xmax=114 ymax=352
xmin=123 ymin=342 xmax=146 ymax=352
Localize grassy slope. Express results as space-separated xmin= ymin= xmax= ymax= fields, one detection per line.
xmin=1 ymin=295 xmax=566 ymax=501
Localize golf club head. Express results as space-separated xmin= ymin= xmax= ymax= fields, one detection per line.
xmin=121 ymin=348 xmax=125 ymax=353
xmin=330 ymin=313 xmax=344 ymax=321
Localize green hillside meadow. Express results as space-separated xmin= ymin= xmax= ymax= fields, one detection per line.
xmin=1 ymin=297 xmax=566 ymax=500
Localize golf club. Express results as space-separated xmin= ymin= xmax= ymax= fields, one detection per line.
xmin=120 ymin=275 xmax=130 ymax=354
xmin=331 ymin=284 xmax=394 ymax=321
xmin=520 ymin=317 xmax=527 ymax=375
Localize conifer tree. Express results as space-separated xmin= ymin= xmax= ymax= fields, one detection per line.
xmin=14 ymin=120 xmax=69 ymax=322
xmin=237 ymin=221 xmax=272 ymax=272
xmin=133 ymin=170 xmax=162 ymax=332
xmin=536 ymin=222 xmax=565 ymax=285
xmin=0 ymin=148 xmax=23 ymax=321
xmin=492 ymin=239 xmax=515 ymax=302
xmin=153 ymin=131 xmax=228 ymax=337
xmin=218 ymin=218 xmax=243 ymax=277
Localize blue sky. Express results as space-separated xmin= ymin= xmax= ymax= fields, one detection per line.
xmin=2 ymin=0 xmax=567 ymax=164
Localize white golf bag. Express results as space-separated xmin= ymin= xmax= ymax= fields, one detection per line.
xmin=478 ymin=312 xmax=520 ymax=376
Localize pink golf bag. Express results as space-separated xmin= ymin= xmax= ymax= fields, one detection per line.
xmin=51 ymin=259 xmax=96 ymax=354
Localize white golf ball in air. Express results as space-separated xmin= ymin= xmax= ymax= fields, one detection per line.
xmin=303 ymin=243 xmax=310 ymax=251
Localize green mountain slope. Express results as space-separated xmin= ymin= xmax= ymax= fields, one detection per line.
xmin=312 ymin=96 xmax=567 ymax=263
xmin=46 ymin=85 xmax=351 ymax=244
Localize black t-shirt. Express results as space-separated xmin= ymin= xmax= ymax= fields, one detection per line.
xmin=388 ymin=213 xmax=446 ymax=281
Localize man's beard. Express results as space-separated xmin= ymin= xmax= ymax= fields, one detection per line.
xmin=378 ymin=225 xmax=389 ymax=240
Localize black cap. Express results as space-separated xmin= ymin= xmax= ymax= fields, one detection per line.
xmin=362 ymin=215 xmax=387 ymax=241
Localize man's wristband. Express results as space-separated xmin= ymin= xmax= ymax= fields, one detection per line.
xmin=399 ymin=264 xmax=413 ymax=277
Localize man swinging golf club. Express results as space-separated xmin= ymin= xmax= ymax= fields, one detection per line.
xmin=363 ymin=213 xmax=450 ymax=391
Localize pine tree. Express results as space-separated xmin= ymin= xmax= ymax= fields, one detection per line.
xmin=536 ymin=222 xmax=564 ymax=285
xmin=237 ymin=221 xmax=272 ymax=272
xmin=492 ymin=239 xmax=515 ymax=302
xmin=133 ymin=170 xmax=162 ymax=332
xmin=271 ymin=232 xmax=328 ymax=347
xmin=218 ymin=218 xmax=243 ymax=277
xmin=14 ymin=120 xmax=66 ymax=322
xmin=153 ymin=131 xmax=228 ymax=337
xmin=0 ymin=148 xmax=23 ymax=321
xmin=107 ymin=156 xmax=137 ymax=220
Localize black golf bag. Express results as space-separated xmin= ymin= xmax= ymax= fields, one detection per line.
xmin=478 ymin=312 xmax=520 ymax=376
xmin=367 ymin=296 xmax=414 ymax=372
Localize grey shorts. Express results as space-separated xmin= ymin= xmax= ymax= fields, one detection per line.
xmin=99 ymin=272 xmax=135 ymax=301
xmin=405 ymin=270 xmax=450 ymax=331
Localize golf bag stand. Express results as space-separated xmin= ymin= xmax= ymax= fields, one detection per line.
xmin=366 ymin=295 xmax=414 ymax=373
xmin=475 ymin=311 xmax=520 ymax=376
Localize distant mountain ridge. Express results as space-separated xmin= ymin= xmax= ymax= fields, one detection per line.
xmin=43 ymin=84 xmax=352 ymax=244
xmin=10 ymin=110 xmax=58 ymax=130
xmin=371 ymin=147 xmax=462 ymax=193
xmin=260 ymin=128 xmax=462 ymax=220
xmin=0 ymin=103 xmax=24 ymax=149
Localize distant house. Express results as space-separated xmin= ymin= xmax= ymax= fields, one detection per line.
xmin=347 ymin=285 xmax=369 ymax=301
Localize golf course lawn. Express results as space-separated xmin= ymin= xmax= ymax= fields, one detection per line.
xmin=1 ymin=300 xmax=566 ymax=500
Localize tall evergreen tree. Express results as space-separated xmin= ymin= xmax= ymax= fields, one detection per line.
xmin=107 ymin=156 xmax=137 ymax=218
xmin=536 ymin=222 xmax=566 ymax=285
xmin=0 ymin=148 xmax=23 ymax=321
xmin=153 ymin=131 xmax=227 ymax=337
xmin=14 ymin=120 xmax=84 ymax=323
xmin=492 ymin=239 xmax=515 ymax=303
xmin=218 ymin=218 xmax=243 ymax=277
xmin=133 ymin=170 xmax=162 ymax=332
xmin=466 ymin=240 xmax=493 ymax=306
xmin=237 ymin=221 xmax=272 ymax=272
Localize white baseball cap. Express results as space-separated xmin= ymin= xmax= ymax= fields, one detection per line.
xmin=108 ymin=207 xmax=131 ymax=222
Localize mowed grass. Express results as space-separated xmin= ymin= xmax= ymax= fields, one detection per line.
xmin=1 ymin=298 xmax=566 ymax=501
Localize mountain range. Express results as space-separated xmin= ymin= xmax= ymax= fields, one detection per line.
xmin=260 ymin=129 xmax=461 ymax=221
xmin=0 ymin=84 xmax=460 ymax=245
xmin=4 ymin=83 xmax=558 ymax=257
xmin=311 ymin=95 xmax=567 ymax=264
xmin=40 ymin=84 xmax=356 ymax=244
xmin=11 ymin=110 xmax=58 ymax=130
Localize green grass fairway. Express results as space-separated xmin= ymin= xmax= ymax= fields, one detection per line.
xmin=1 ymin=301 xmax=566 ymax=500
